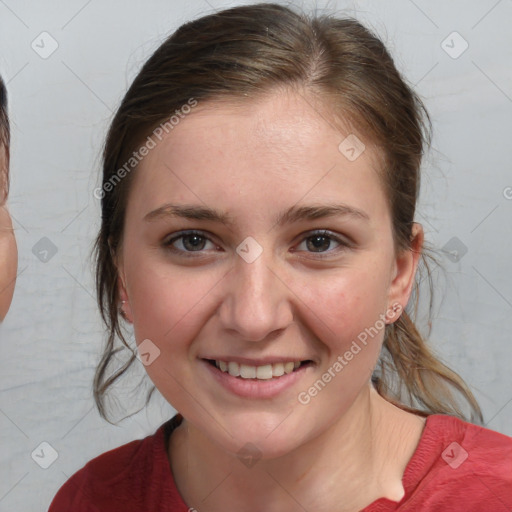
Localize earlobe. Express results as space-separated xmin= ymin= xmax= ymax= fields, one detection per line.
xmin=386 ymin=223 xmax=424 ymax=322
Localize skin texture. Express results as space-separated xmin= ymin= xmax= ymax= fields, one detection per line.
xmin=117 ymin=89 xmax=426 ymax=511
xmin=0 ymin=146 xmax=17 ymax=322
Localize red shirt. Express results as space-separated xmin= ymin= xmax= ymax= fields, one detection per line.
xmin=49 ymin=413 xmax=512 ymax=511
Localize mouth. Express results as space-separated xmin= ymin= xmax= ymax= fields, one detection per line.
xmin=204 ymin=359 xmax=314 ymax=380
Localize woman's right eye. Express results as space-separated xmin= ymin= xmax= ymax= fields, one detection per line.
xmin=163 ymin=230 xmax=218 ymax=256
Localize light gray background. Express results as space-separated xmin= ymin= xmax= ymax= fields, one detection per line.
xmin=1 ymin=0 xmax=511 ymax=510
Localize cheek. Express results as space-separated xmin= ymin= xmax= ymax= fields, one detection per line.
xmin=298 ymin=263 xmax=390 ymax=345
xmin=124 ymin=251 xmax=227 ymax=377
xmin=127 ymin=258 xmax=214 ymax=341
xmin=291 ymin=265 xmax=390 ymax=411
xmin=123 ymin=256 xmax=221 ymax=410
xmin=291 ymin=272 xmax=388 ymax=425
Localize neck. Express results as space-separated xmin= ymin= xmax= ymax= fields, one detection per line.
xmin=169 ymin=384 xmax=426 ymax=512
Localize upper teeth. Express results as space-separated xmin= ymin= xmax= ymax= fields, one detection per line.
xmin=216 ymin=360 xmax=301 ymax=380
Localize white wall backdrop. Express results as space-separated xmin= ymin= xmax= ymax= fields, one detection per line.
xmin=0 ymin=0 xmax=511 ymax=510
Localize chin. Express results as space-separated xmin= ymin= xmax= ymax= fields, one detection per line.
xmin=205 ymin=408 xmax=315 ymax=460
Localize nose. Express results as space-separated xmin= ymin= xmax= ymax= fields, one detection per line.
xmin=218 ymin=250 xmax=294 ymax=342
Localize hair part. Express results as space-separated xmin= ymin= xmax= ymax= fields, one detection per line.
xmin=93 ymin=2 xmax=483 ymax=424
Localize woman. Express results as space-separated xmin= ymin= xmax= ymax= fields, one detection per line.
xmin=50 ymin=4 xmax=512 ymax=511
xmin=0 ymin=76 xmax=17 ymax=322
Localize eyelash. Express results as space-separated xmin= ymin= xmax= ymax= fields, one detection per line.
xmin=163 ymin=229 xmax=351 ymax=259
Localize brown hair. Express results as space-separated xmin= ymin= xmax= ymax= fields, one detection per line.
xmin=0 ymin=76 xmax=9 ymax=205
xmin=93 ymin=3 xmax=483 ymax=424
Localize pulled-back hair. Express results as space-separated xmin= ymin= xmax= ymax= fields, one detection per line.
xmin=93 ymin=3 xmax=483 ymax=424
xmin=0 ymin=76 xmax=9 ymax=205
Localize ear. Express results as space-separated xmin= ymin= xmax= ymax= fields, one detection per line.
xmin=111 ymin=239 xmax=134 ymax=324
xmin=386 ymin=222 xmax=424 ymax=323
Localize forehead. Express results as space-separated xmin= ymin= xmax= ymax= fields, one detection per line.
xmin=163 ymin=90 xmax=373 ymax=162
xmin=128 ymin=90 xmax=388 ymax=224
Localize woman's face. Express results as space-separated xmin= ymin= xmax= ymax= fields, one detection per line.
xmin=0 ymin=146 xmax=17 ymax=322
xmin=117 ymin=90 xmax=420 ymax=457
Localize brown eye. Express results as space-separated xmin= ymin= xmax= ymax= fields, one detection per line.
xmin=164 ymin=230 xmax=216 ymax=255
xmin=180 ymin=233 xmax=207 ymax=251
xmin=306 ymin=234 xmax=333 ymax=252
xmin=296 ymin=230 xmax=350 ymax=257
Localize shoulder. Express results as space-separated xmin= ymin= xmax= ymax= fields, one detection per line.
xmin=426 ymin=414 xmax=512 ymax=470
xmin=402 ymin=414 xmax=512 ymax=510
xmin=48 ymin=416 xmax=186 ymax=511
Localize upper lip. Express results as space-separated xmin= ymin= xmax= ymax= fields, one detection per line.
xmin=201 ymin=356 xmax=313 ymax=366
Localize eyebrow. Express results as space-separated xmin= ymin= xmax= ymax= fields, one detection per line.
xmin=144 ymin=202 xmax=370 ymax=226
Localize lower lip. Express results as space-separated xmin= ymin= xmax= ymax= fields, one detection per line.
xmin=201 ymin=360 xmax=311 ymax=399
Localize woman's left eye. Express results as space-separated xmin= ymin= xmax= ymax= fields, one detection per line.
xmin=295 ymin=230 xmax=348 ymax=256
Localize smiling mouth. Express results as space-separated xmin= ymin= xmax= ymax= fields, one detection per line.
xmin=205 ymin=359 xmax=313 ymax=380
